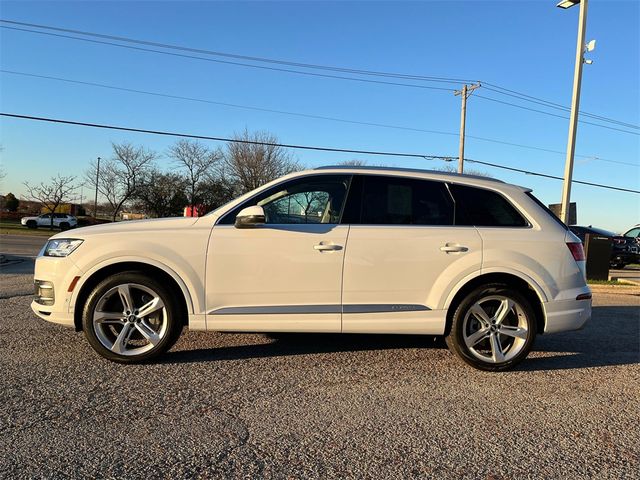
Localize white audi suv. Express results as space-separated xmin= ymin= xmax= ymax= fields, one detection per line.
xmin=31 ymin=166 xmax=591 ymax=371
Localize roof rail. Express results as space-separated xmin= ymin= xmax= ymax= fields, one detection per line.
xmin=313 ymin=165 xmax=505 ymax=183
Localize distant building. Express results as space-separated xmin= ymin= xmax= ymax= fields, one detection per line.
xmin=120 ymin=212 xmax=146 ymax=221
xmin=184 ymin=205 xmax=203 ymax=217
xmin=41 ymin=203 xmax=84 ymax=216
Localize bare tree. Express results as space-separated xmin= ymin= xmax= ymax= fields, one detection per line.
xmin=198 ymin=177 xmax=237 ymax=215
xmin=0 ymin=145 xmax=6 ymax=182
xmin=23 ymin=174 xmax=76 ymax=230
xmin=133 ymin=170 xmax=188 ymax=218
xmin=223 ymin=129 xmax=301 ymax=194
xmin=168 ymin=139 xmax=221 ymax=207
xmin=338 ymin=159 xmax=368 ymax=166
xmin=436 ymin=164 xmax=492 ymax=177
xmin=85 ymin=142 xmax=156 ymax=221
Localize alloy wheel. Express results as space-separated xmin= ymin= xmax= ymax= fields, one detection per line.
xmin=462 ymin=295 xmax=530 ymax=364
xmin=92 ymin=283 xmax=168 ymax=356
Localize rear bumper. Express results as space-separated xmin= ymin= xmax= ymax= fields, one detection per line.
xmin=610 ymin=252 xmax=638 ymax=266
xmin=542 ymin=297 xmax=591 ymax=334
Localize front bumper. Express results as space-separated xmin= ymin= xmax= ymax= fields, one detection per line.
xmin=30 ymin=255 xmax=83 ymax=328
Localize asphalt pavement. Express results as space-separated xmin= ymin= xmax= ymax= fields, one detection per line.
xmin=0 ymin=234 xmax=48 ymax=257
xmin=0 ymin=270 xmax=638 ymax=479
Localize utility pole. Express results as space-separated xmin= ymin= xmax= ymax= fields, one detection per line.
xmin=454 ymin=83 xmax=481 ymax=174
xmin=558 ymin=0 xmax=590 ymax=225
xmin=93 ymin=156 xmax=101 ymax=218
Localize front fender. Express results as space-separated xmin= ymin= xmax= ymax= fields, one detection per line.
xmin=69 ymin=252 xmax=202 ymax=316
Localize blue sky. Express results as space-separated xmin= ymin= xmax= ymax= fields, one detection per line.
xmin=0 ymin=0 xmax=638 ymax=231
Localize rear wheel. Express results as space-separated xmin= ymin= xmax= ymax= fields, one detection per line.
xmin=82 ymin=271 xmax=183 ymax=363
xmin=446 ymin=284 xmax=537 ymax=371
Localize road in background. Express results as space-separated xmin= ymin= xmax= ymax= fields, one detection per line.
xmin=0 ymin=234 xmax=48 ymax=257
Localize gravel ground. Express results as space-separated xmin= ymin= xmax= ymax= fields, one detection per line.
xmin=0 ymin=274 xmax=638 ymax=479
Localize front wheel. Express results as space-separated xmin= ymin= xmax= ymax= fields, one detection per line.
xmin=26 ymin=220 xmax=37 ymax=229
xmin=446 ymin=284 xmax=537 ymax=371
xmin=82 ymin=272 xmax=183 ymax=363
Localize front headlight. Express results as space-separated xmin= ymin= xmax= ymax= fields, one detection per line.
xmin=44 ymin=239 xmax=84 ymax=257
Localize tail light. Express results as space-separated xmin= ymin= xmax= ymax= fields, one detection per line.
xmin=567 ymin=242 xmax=585 ymax=262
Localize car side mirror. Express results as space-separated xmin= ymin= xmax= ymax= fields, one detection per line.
xmin=235 ymin=205 xmax=266 ymax=228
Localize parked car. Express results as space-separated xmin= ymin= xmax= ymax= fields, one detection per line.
xmin=569 ymin=225 xmax=639 ymax=269
xmin=21 ymin=213 xmax=78 ymax=230
xmin=622 ymin=224 xmax=640 ymax=244
xmin=30 ymin=166 xmax=591 ymax=371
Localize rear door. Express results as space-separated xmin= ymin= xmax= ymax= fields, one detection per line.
xmin=341 ymin=175 xmax=482 ymax=334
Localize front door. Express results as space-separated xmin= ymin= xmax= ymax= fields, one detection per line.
xmin=206 ymin=174 xmax=352 ymax=333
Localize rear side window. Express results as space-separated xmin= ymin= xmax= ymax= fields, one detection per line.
xmin=354 ymin=175 xmax=454 ymax=225
xmin=449 ymin=184 xmax=528 ymax=227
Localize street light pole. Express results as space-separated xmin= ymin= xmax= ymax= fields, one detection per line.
xmin=93 ymin=156 xmax=101 ymax=218
xmin=558 ymin=0 xmax=589 ymax=225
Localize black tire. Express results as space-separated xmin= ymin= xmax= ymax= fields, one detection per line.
xmin=82 ymin=271 xmax=183 ymax=363
xmin=59 ymin=222 xmax=70 ymax=231
xmin=445 ymin=283 xmax=537 ymax=372
xmin=26 ymin=220 xmax=37 ymax=229
xmin=611 ymin=263 xmax=625 ymax=270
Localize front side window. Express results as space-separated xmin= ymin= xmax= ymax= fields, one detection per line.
xmin=625 ymin=227 xmax=640 ymax=238
xmin=219 ymin=175 xmax=351 ymax=225
xmin=354 ymin=175 xmax=454 ymax=225
xmin=450 ymin=184 xmax=528 ymax=227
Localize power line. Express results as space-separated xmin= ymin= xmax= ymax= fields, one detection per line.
xmin=2 ymin=111 xmax=637 ymax=194
xmin=0 ymin=112 xmax=453 ymax=160
xmin=482 ymin=84 xmax=639 ymax=130
xmin=0 ymin=19 xmax=476 ymax=85
xmin=0 ymin=25 xmax=453 ymax=92
xmin=4 ymin=69 xmax=635 ymax=167
xmin=2 ymin=18 xmax=636 ymax=130
xmin=475 ymin=94 xmax=639 ymax=136
xmin=465 ymin=158 xmax=640 ymax=194
xmin=0 ymin=69 xmax=457 ymax=137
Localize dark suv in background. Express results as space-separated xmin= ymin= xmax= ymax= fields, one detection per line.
xmin=569 ymin=225 xmax=639 ymax=269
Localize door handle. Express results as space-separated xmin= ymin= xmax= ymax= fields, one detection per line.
xmin=440 ymin=245 xmax=469 ymax=253
xmin=314 ymin=243 xmax=343 ymax=252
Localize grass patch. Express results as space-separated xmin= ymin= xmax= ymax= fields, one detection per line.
xmin=588 ymin=279 xmax=627 ymax=286
xmin=0 ymin=222 xmax=57 ymax=237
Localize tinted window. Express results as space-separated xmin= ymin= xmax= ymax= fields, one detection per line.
xmin=355 ymin=176 xmax=453 ymax=225
xmin=450 ymin=184 xmax=527 ymax=227
xmin=219 ymin=175 xmax=351 ymax=225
